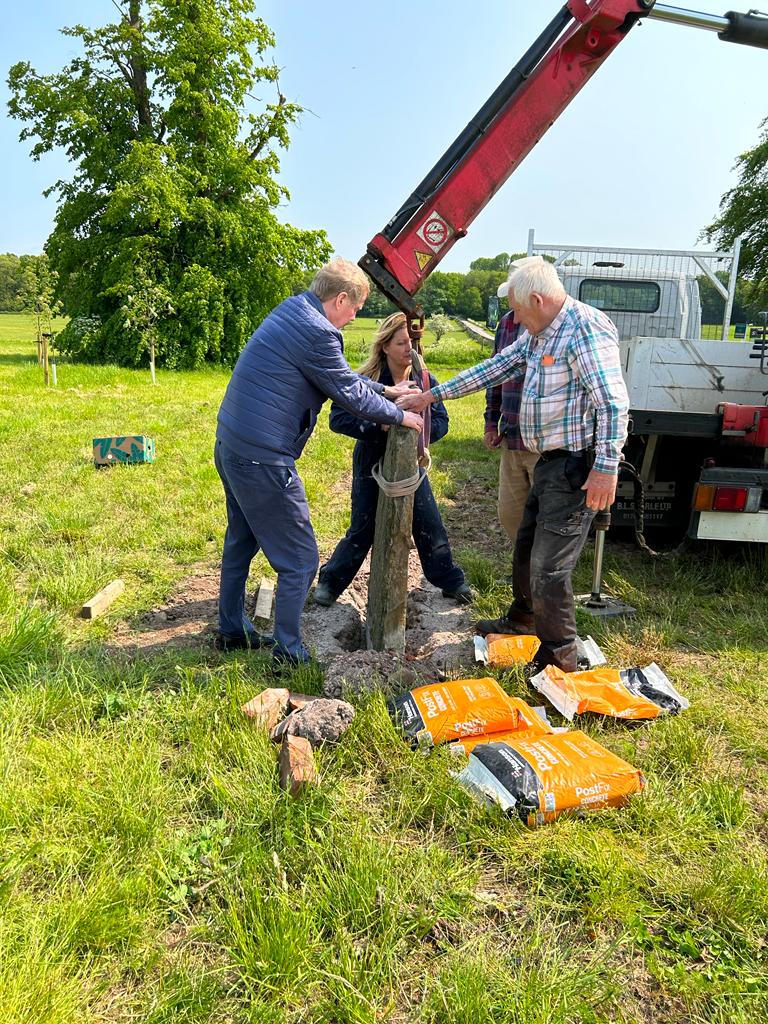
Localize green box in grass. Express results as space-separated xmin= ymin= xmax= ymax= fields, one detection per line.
xmin=93 ymin=435 xmax=155 ymax=466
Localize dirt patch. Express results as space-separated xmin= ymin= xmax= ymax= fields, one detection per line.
xmin=439 ymin=473 xmax=505 ymax=560
xmin=109 ymin=550 xmax=478 ymax=687
xmin=109 ymin=569 xmax=221 ymax=655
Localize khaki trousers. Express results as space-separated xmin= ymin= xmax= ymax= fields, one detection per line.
xmin=498 ymin=447 xmax=540 ymax=547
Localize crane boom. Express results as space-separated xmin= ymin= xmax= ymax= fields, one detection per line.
xmin=359 ymin=0 xmax=768 ymax=325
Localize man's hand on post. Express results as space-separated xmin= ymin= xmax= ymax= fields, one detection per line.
xmin=400 ymin=410 xmax=423 ymax=431
xmin=397 ymin=388 xmax=435 ymax=413
xmin=581 ymin=468 xmax=618 ymax=511
xmin=484 ymin=428 xmax=502 ymax=450
xmin=384 ymin=380 xmax=419 ymax=400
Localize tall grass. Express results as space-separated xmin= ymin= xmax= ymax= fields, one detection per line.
xmin=1 ymin=313 xmax=768 ymax=1022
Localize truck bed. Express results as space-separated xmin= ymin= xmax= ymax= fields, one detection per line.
xmin=621 ymin=337 xmax=766 ymax=423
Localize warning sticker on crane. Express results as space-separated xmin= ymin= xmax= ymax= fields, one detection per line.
xmin=414 ymin=250 xmax=432 ymax=271
xmin=416 ymin=210 xmax=453 ymax=254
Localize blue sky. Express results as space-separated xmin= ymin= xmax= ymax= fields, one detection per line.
xmin=1 ymin=2 xmax=766 ymax=271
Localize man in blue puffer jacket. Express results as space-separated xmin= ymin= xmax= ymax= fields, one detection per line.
xmin=215 ymin=258 xmax=422 ymax=665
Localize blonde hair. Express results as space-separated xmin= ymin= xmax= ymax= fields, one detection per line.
xmin=310 ymin=258 xmax=370 ymax=304
xmin=358 ymin=312 xmax=423 ymax=381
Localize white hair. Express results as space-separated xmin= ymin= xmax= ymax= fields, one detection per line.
xmin=497 ymin=255 xmax=549 ymax=297
xmin=508 ymin=258 xmax=565 ymax=305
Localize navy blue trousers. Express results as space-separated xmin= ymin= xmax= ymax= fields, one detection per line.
xmin=215 ymin=440 xmax=319 ymax=660
xmin=319 ymin=471 xmax=465 ymax=597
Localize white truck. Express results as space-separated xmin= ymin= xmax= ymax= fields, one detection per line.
xmin=529 ymin=231 xmax=768 ymax=544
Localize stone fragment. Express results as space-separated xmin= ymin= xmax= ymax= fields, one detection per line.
xmin=241 ymin=687 xmax=290 ymax=730
xmin=276 ymin=698 xmax=355 ymax=747
xmin=279 ymin=735 xmax=318 ymax=797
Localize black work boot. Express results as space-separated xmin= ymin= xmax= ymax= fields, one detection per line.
xmin=524 ymin=642 xmax=589 ymax=681
xmin=475 ymin=603 xmax=536 ymax=638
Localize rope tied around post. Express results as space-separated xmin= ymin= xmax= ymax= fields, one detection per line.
xmin=372 ymin=346 xmax=433 ymax=496
xmin=371 ymin=453 xmax=429 ymax=498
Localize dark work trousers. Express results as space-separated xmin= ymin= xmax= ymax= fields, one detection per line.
xmin=511 ymin=452 xmax=595 ymax=672
xmin=215 ymin=440 xmax=319 ymax=660
xmin=319 ymin=471 xmax=465 ymax=597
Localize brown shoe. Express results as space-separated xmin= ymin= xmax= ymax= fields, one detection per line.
xmin=475 ymin=606 xmax=535 ymax=638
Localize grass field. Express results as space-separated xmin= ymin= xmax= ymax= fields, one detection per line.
xmin=1 ymin=313 xmax=767 ymax=1023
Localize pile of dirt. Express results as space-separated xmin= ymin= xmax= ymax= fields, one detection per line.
xmin=109 ymin=551 xmax=478 ymax=688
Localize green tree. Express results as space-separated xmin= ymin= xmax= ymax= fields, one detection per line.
xmin=427 ymin=313 xmax=452 ymax=341
xmin=706 ymin=119 xmax=768 ymax=309
xmin=8 ymin=0 xmax=330 ymax=368
xmin=360 ymin=284 xmax=397 ymax=318
xmin=0 ymin=254 xmax=29 ymax=312
xmin=29 ymin=254 xmax=61 ymax=343
xmin=469 ymin=252 xmax=510 ymax=272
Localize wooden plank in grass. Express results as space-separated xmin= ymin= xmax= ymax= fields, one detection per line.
xmin=254 ymin=579 xmax=275 ymax=620
xmin=80 ymin=579 xmax=125 ymax=619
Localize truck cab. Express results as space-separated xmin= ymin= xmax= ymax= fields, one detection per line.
xmin=558 ymin=264 xmax=702 ymax=342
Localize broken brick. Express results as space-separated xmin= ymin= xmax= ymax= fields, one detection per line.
xmin=288 ymin=691 xmax=318 ymax=711
xmin=279 ymin=735 xmax=318 ymax=797
xmin=241 ymin=687 xmax=290 ymax=730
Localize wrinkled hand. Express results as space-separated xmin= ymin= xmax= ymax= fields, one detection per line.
xmin=581 ymin=468 xmax=618 ymax=511
xmin=397 ymin=389 xmax=434 ymax=413
xmin=384 ymin=380 xmax=419 ymax=400
xmin=484 ymin=429 xmax=502 ymax=450
xmin=401 ymin=410 xmax=423 ymax=431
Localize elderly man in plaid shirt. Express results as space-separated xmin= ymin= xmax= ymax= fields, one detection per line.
xmin=484 ymin=262 xmax=540 ymax=548
xmin=398 ymin=257 xmax=629 ymax=674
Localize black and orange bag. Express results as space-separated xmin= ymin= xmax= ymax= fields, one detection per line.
xmin=389 ymin=677 xmax=522 ymax=748
xmin=529 ymin=661 xmax=688 ymax=721
xmin=456 ymin=730 xmax=645 ymax=826
xmin=448 ymin=697 xmax=554 ymax=756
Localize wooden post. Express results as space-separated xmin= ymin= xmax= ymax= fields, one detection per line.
xmin=150 ymin=338 xmax=156 ymax=384
xmin=366 ymin=424 xmax=419 ymax=651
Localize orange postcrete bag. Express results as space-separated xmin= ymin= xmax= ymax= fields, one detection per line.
xmin=448 ymin=697 xmax=554 ymax=757
xmin=388 ymin=677 xmax=521 ymax=748
xmin=529 ymin=662 xmax=689 ymax=721
xmin=455 ymin=730 xmax=645 ymax=827
xmin=484 ymin=633 xmax=540 ymax=667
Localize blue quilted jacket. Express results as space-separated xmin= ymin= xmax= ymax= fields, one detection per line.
xmin=216 ymin=291 xmax=403 ymax=464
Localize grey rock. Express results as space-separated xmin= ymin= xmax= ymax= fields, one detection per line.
xmin=283 ymin=698 xmax=355 ymax=747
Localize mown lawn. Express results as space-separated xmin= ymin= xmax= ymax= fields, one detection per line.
xmin=1 ymin=313 xmax=767 ymax=1023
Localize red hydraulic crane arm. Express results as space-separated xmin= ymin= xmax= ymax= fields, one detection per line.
xmin=359 ymin=0 xmax=768 ymax=328
xmin=360 ymin=0 xmax=654 ymax=322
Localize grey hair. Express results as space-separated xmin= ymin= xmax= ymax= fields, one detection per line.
xmin=310 ymin=258 xmax=370 ymax=303
xmin=508 ymin=258 xmax=565 ymax=305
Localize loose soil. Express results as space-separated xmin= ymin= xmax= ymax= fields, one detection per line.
xmin=109 ymin=550 xmax=478 ymax=693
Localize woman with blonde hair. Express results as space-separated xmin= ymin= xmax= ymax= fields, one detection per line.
xmin=314 ymin=312 xmax=471 ymax=606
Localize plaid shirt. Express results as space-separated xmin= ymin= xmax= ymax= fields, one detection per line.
xmin=484 ymin=310 xmax=527 ymax=451
xmin=433 ymin=296 xmax=629 ymax=475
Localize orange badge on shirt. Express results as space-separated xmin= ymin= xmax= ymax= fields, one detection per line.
xmin=541 ymin=354 xmax=556 ymax=366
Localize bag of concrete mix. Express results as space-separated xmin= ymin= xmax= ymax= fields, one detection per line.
xmin=474 ymin=633 xmax=606 ymax=669
xmin=474 ymin=633 xmax=541 ymax=667
xmin=448 ymin=699 xmax=556 ymax=757
xmin=455 ymin=730 xmax=645 ymax=826
xmin=388 ymin=677 xmax=522 ymax=748
xmin=529 ymin=662 xmax=688 ymax=722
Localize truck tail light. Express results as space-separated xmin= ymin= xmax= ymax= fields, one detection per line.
xmin=693 ymin=484 xmax=715 ymax=511
xmin=712 ymin=487 xmax=748 ymax=512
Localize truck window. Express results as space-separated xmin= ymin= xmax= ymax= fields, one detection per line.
xmin=579 ymin=279 xmax=661 ymax=314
